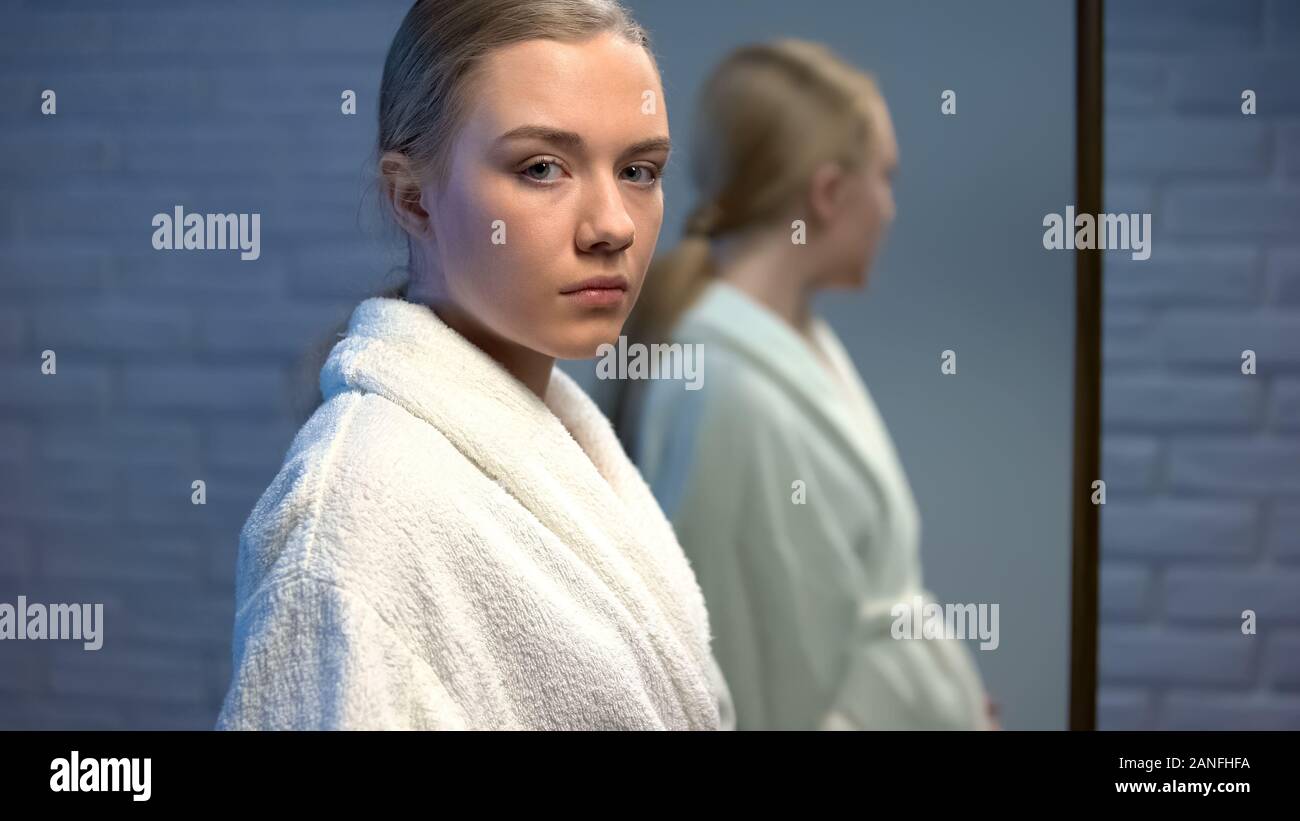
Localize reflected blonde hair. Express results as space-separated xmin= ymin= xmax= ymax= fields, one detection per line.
xmin=612 ymin=39 xmax=885 ymax=442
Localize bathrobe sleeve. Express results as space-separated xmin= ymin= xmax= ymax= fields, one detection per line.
xmin=217 ymin=571 xmax=467 ymax=731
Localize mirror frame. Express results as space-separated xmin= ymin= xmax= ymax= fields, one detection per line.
xmin=1069 ymin=0 xmax=1103 ymax=731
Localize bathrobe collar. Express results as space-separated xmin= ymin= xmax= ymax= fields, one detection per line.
xmin=319 ymin=297 xmax=718 ymax=725
xmin=676 ymin=279 xmax=907 ymax=504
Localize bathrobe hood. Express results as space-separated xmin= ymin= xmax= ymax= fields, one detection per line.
xmin=218 ymin=296 xmax=732 ymax=730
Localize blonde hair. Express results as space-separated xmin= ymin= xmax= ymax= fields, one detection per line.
xmin=611 ymin=39 xmax=884 ymax=449
xmin=297 ymin=0 xmax=654 ymax=420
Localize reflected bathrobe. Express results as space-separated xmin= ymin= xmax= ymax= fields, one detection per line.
xmin=217 ymin=296 xmax=733 ymax=730
xmin=634 ymin=281 xmax=990 ymax=730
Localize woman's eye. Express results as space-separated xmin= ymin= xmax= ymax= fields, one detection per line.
xmin=621 ymin=164 xmax=659 ymax=185
xmin=521 ymin=160 xmax=563 ymax=183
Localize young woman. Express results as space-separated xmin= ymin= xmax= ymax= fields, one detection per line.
xmin=217 ymin=0 xmax=734 ymax=730
xmin=617 ymin=39 xmax=997 ymax=730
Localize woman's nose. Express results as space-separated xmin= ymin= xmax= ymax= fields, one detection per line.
xmin=576 ymin=177 xmax=636 ymax=253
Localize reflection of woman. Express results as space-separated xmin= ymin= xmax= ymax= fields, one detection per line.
xmin=616 ymin=40 xmax=994 ymax=730
xmin=217 ymin=0 xmax=733 ymax=730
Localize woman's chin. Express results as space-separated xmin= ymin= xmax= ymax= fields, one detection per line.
xmin=830 ymin=266 xmax=871 ymax=290
xmin=547 ymin=321 xmax=628 ymax=361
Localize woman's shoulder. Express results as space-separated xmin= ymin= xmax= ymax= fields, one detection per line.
xmin=268 ymin=389 xmax=471 ymax=507
xmin=302 ymin=387 xmax=480 ymax=479
xmin=234 ymin=389 xmax=492 ymax=595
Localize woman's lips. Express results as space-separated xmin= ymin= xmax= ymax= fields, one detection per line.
xmin=562 ymin=286 xmax=627 ymax=308
xmin=560 ymin=275 xmax=628 ymax=308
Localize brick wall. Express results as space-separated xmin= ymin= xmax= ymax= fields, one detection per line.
xmin=0 ymin=1 xmax=412 ymax=729
xmin=1099 ymin=0 xmax=1300 ymax=729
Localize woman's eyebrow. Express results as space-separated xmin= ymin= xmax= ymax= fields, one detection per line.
xmin=623 ymin=137 xmax=672 ymax=158
xmin=494 ymin=125 xmax=671 ymax=158
xmin=495 ymin=124 xmax=584 ymax=151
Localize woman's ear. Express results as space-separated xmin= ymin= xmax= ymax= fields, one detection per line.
xmin=380 ymin=150 xmax=433 ymax=240
xmin=807 ymin=160 xmax=848 ymax=229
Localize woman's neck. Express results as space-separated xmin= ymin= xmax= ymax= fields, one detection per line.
xmin=712 ymin=230 xmax=817 ymax=340
xmin=421 ymin=298 xmax=554 ymax=400
xmin=403 ymin=259 xmax=555 ymax=400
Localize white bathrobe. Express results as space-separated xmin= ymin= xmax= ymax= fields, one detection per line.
xmin=216 ymin=296 xmax=734 ymax=730
xmin=634 ymin=280 xmax=990 ymax=731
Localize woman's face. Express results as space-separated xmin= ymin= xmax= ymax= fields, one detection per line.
xmin=419 ymin=32 xmax=669 ymax=360
xmin=820 ymin=97 xmax=898 ymax=289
